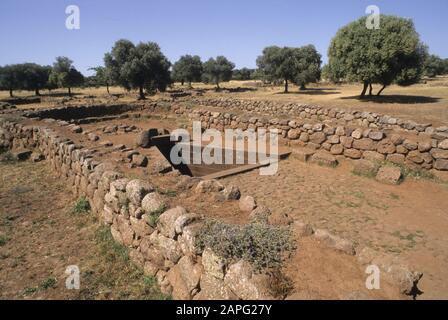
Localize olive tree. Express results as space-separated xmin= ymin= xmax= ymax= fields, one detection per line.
xmin=202 ymin=56 xmax=235 ymax=89
xmin=49 ymin=57 xmax=84 ymax=96
xmin=104 ymin=39 xmax=171 ymax=99
xmin=424 ymin=55 xmax=447 ymax=78
xmin=0 ymin=65 xmax=21 ymax=97
xmin=327 ymin=15 xmax=427 ymax=97
xmin=256 ymin=45 xmax=321 ymax=93
xmin=19 ymin=63 xmax=51 ymax=96
xmin=172 ymin=55 xmax=203 ymax=87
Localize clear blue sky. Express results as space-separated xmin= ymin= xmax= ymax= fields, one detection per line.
xmin=0 ymin=0 xmax=447 ymax=75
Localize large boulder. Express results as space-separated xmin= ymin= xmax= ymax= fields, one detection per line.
xmin=353 ymin=159 xmax=379 ymax=177
xmin=310 ymin=150 xmax=338 ymax=167
xmin=126 ymin=179 xmax=154 ymax=206
xmin=158 ymin=206 xmax=187 ymax=238
xmin=313 ymin=229 xmax=356 ymax=255
xmin=141 ymin=192 xmax=166 ymax=215
xmin=195 ymin=273 xmax=238 ymax=300
xmin=376 ymin=166 xmax=402 ymax=185
xmin=195 ymin=179 xmax=224 ymax=194
xmin=239 ymin=195 xmax=257 ymax=212
xmin=223 ymin=260 xmax=275 ymax=300
xmin=202 ymin=248 xmax=226 ymax=280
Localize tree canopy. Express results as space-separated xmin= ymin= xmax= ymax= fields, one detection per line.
xmin=104 ymin=39 xmax=171 ymax=99
xmin=172 ymin=55 xmax=203 ymax=87
xmin=49 ymin=57 xmax=84 ymax=96
xmin=202 ymin=56 xmax=235 ymax=89
xmin=232 ymin=68 xmax=256 ymax=81
xmin=0 ymin=63 xmax=52 ymax=97
xmin=256 ymin=45 xmax=321 ymax=92
xmin=88 ymin=66 xmax=114 ymax=93
xmin=327 ymin=15 xmax=427 ymax=97
xmin=424 ymin=55 xmax=448 ymax=78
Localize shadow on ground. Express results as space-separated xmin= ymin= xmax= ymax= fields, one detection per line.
xmin=340 ymin=95 xmax=441 ymax=104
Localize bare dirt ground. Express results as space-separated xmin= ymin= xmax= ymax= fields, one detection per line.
xmin=0 ymin=159 xmax=168 ymax=300
xmin=222 ymin=156 xmax=448 ymax=300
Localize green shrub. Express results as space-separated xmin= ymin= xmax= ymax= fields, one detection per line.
xmin=147 ymin=204 xmax=166 ymax=227
xmin=0 ymin=235 xmax=8 ymax=246
xmin=196 ymin=220 xmax=295 ymax=271
xmin=40 ymin=277 xmax=57 ymax=290
xmin=72 ymin=197 xmax=90 ymax=214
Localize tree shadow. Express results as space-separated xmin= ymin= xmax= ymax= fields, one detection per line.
xmin=276 ymin=88 xmax=340 ymax=96
xmin=224 ymin=87 xmax=257 ymax=93
xmin=40 ymin=92 xmax=82 ymax=98
xmin=340 ymin=95 xmax=441 ymax=104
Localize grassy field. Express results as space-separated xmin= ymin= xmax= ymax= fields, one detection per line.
xmin=1 ymin=76 xmax=448 ymax=125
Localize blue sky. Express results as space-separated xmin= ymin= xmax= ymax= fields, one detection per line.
xmin=0 ymin=0 xmax=447 ymax=75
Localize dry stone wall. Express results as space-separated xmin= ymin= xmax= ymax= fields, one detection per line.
xmin=0 ymin=106 xmax=425 ymax=299
xmin=188 ymin=97 xmax=448 ymax=134
xmin=173 ymin=104 xmax=448 ymax=172
xmin=0 ymin=116 xmax=280 ymax=300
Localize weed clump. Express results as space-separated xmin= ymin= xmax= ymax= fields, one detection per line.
xmin=196 ymin=220 xmax=295 ymax=271
xmin=72 ymin=197 xmax=90 ymax=214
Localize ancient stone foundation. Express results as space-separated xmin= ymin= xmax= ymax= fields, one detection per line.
xmin=0 ymin=102 xmax=426 ymax=299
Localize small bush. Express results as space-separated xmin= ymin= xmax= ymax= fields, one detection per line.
xmin=40 ymin=277 xmax=57 ymax=290
xmin=196 ymin=220 xmax=295 ymax=271
xmin=0 ymin=235 xmax=8 ymax=246
xmin=72 ymin=197 xmax=90 ymax=214
xmin=147 ymin=204 xmax=166 ymax=227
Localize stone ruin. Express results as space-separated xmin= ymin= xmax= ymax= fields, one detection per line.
xmin=0 ymin=96 xmax=431 ymax=299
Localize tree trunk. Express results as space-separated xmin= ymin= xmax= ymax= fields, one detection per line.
xmin=181 ymin=79 xmax=185 ymax=86
xmin=188 ymin=81 xmax=193 ymax=89
xmin=369 ymin=84 xmax=373 ymax=96
xmin=68 ymin=87 xmax=72 ymax=97
xmin=284 ymin=79 xmax=289 ymax=93
xmin=360 ymin=82 xmax=368 ymax=98
xmin=377 ymin=85 xmax=387 ymax=96
xmin=9 ymin=88 xmax=13 ymax=97
xmin=35 ymin=88 xmax=40 ymax=96
xmin=300 ymin=83 xmax=306 ymax=90
xmin=106 ymin=83 xmax=110 ymax=94
xmin=216 ymin=81 xmax=220 ymax=90
xmin=138 ymin=86 xmax=145 ymax=100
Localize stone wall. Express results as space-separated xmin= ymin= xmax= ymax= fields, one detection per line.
xmin=173 ymin=105 xmax=448 ymax=172
xmin=0 ymin=117 xmax=279 ymax=300
xmin=23 ymin=102 xmax=169 ymax=121
xmin=188 ymin=97 xmax=448 ymax=134
xmin=0 ymin=110 xmax=425 ymax=299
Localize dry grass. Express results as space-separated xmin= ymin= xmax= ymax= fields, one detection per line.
xmin=0 ymin=159 xmax=168 ymax=300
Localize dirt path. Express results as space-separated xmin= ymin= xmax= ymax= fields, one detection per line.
xmin=0 ymin=159 xmax=167 ymax=300
xmin=222 ymin=157 xmax=448 ymax=300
